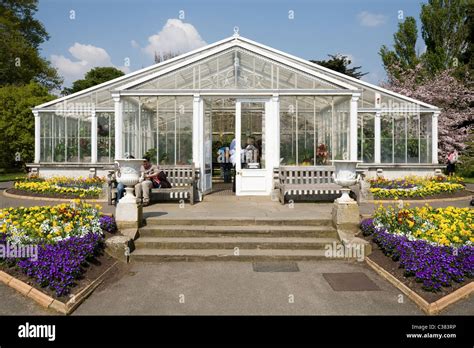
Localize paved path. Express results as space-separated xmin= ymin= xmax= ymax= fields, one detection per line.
xmin=1 ymin=260 xmax=472 ymax=315
xmin=0 ymin=181 xmax=472 ymax=315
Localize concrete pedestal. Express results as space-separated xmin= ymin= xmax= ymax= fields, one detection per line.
xmin=105 ymin=236 xmax=134 ymax=263
xmin=332 ymin=200 xmax=360 ymax=231
xmin=116 ymin=201 xmax=143 ymax=229
xmin=332 ymin=200 xmax=371 ymax=258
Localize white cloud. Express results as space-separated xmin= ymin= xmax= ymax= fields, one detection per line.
xmin=357 ymin=11 xmax=387 ymax=27
xmin=137 ymin=19 xmax=206 ymax=58
xmin=51 ymin=43 xmax=129 ymax=86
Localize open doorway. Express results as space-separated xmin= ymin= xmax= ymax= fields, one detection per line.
xmin=204 ymin=97 xmax=236 ymax=195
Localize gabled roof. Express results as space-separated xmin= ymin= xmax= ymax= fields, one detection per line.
xmin=34 ymin=34 xmax=439 ymax=110
xmin=114 ymin=35 xmax=358 ymax=91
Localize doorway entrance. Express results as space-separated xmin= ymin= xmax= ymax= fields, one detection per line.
xmin=202 ymin=97 xmax=274 ymax=196
xmin=203 ymin=97 xmax=235 ymax=195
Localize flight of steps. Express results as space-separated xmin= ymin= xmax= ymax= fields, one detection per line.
xmin=130 ymin=217 xmax=345 ymax=262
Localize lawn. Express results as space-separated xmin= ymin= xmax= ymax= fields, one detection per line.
xmin=463 ymin=177 xmax=474 ymax=184
xmin=0 ymin=172 xmax=26 ymax=182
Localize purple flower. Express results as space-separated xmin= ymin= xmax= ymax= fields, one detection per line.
xmin=363 ymin=219 xmax=474 ymax=292
xmin=16 ymin=233 xmax=104 ymax=296
xmin=99 ymin=215 xmax=117 ymax=234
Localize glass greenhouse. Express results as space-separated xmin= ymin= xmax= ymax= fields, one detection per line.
xmin=32 ymin=34 xmax=441 ymax=195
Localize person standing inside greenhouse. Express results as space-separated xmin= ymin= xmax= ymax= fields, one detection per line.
xmin=446 ymin=150 xmax=458 ymax=176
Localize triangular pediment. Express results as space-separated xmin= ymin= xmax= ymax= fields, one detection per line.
xmin=117 ymin=38 xmax=357 ymax=91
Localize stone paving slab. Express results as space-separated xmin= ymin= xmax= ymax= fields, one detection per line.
xmin=1 ymin=260 xmax=472 ymax=315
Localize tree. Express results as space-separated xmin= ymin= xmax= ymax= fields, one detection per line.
xmin=154 ymin=51 xmax=180 ymax=63
xmin=62 ymin=67 xmax=125 ymax=95
xmin=0 ymin=0 xmax=61 ymax=90
xmin=459 ymin=1 xmax=474 ymax=78
xmin=310 ymin=54 xmax=367 ymax=79
xmin=0 ymin=82 xmax=54 ymax=170
xmin=379 ymin=17 xmax=420 ymax=81
xmin=420 ymin=0 xmax=469 ymax=74
xmin=382 ymin=65 xmax=473 ymax=161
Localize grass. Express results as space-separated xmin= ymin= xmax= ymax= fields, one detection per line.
xmin=0 ymin=172 xmax=26 ymax=182
xmin=463 ymin=177 xmax=474 ymax=184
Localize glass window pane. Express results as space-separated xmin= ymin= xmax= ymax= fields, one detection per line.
xmin=53 ymin=114 xmax=66 ymax=162
xmin=98 ymin=112 xmax=114 ymax=163
xmin=393 ymin=115 xmax=406 ymax=163
xmin=381 ymin=113 xmax=393 ymax=163
xmin=420 ymin=114 xmax=432 ymax=163
xmin=407 ymin=114 xmax=419 ymax=163
xmin=358 ymin=113 xmax=375 ymax=163
xmin=280 ymin=96 xmax=297 ymax=165
xmin=40 ymin=113 xmax=52 ymax=162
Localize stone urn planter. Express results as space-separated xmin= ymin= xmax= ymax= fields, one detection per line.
xmin=115 ymin=158 xmax=144 ymax=203
xmin=332 ymin=160 xmax=361 ymax=203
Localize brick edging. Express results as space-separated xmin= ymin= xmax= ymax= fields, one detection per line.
xmin=2 ymin=189 xmax=107 ymax=203
xmin=0 ymin=261 xmax=118 ymax=314
xmin=365 ymin=257 xmax=473 ymax=315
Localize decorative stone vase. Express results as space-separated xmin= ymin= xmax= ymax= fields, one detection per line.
xmin=332 ymin=160 xmax=361 ymax=203
xmin=115 ymin=159 xmax=144 ymax=204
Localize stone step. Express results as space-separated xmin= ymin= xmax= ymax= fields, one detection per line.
xmin=139 ymin=225 xmax=337 ymax=238
xmin=144 ymin=217 xmax=332 ymax=227
xmin=130 ymin=248 xmax=354 ymax=262
xmin=134 ymin=236 xmax=339 ymax=250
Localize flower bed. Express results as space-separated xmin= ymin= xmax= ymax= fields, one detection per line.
xmin=362 ymin=205 xmax=474 ymax=292
xmin=372 ymin=205 xmax=473 ymax=247
xmin=369 ymin=176 xmax=465 ymax=199
xmin=13 ymin=176 xmax=105 ymax=198
xmin=0 ymin=201 xmax=114 ymax=296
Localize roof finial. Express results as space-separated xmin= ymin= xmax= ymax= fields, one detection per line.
xmin=233 ymin=26 xmax=240 ymax=37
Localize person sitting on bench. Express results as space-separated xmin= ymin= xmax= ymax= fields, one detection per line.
xmin=134 ymin=156 xmax=159 ymax=206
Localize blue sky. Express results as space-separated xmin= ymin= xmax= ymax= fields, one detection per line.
xmin=36 ymin=0 xmax=427 ymax=87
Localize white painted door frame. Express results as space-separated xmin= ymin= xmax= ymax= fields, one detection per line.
xmin=235 ymin=98 xmax=275 ymax=196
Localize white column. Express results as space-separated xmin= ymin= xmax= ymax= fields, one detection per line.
xmin=192 ymin=94 xmax=201 ymax=166
xmin=374 ymin=111 xmax=381 ymax=163
xmin=272 ymin=94 xmax=280 ymax=169
xmin=91 ymin=108 xmax=97 ymax=163
xmin=113 ymin=95 xmax=123 ymax=160
xmin=33 ymin=110 xmax=41 ymax=163
xmin=432 ymin=111 xmax=440 ymax=164
xmin=349 ymin=94 xmax=360 ymax=161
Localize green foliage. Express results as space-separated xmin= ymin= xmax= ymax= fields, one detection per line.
xmin=380 ymin=1 xmax=470 ymax=82
xmin=143 ymin=148 xmax=157 ymax=164
xmin=310 ymin=54 xmax=367 ymax=79
xmin=459 ymin=1 xmax=474 ymax=78
xmin=420 ymin=0 xmax=469 ymax=75
xmin=0 ymin=82 xmax=54 ymax=170
xmin=457 ymin=130 xmax=474 ymax=178
xmin=379 ymin=17 xmax=420 ymax=81
xmin=62 ymin=67 xmax=125 ymax=95
xmin=0 ymin=0 xmax=61 ymax=90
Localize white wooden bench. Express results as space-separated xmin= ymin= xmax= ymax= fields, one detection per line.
xmin=275 ymin=166 xmax=341 ymax=204
xmin=108 ymin=164 xmax=198 ymax=205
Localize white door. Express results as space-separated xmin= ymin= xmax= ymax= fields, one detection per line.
xmin=235 ymin=99 xmax=273 ymax=196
